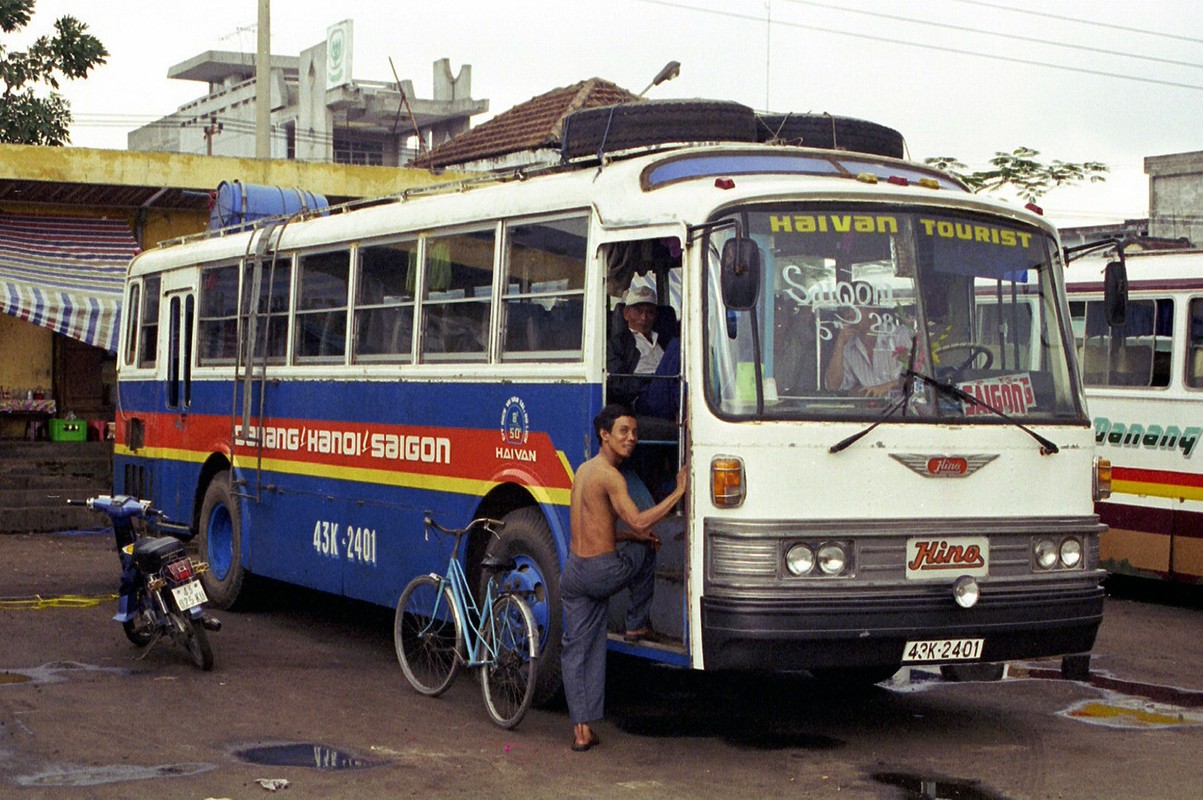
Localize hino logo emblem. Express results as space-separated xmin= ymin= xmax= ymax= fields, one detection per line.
xmin=889 ymin=453 xmax=999 ymax=478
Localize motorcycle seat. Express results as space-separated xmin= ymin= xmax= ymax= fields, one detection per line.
xmin=132 ymin=536 xmax=187 ymax=571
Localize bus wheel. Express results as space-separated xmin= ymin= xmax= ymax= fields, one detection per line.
xmin=197 ymin=471 xmax=249 ymax=610
xmin=755 ymin=113 xmax=906 ymax=159
xmin=484 ymin=506 xmax=563 ymax=706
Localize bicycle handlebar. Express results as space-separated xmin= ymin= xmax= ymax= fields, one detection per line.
xmin=423 ymin=515 xmax=505 ymax=538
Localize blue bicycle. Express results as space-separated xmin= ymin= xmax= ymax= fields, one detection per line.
xmin=394 ymin=516 xmax=539 ymax=729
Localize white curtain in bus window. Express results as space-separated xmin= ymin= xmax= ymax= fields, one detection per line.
xmin=421 ymin=230 xmax=495 ymax=361
xmin=501 ymin=217 xmax=587 ymax=361
xmin=198 ymin=264 xmax=240 ymax=365
xmin=354 ymin=239 xmax=418 ymax=362
xmin=295 ymin=249 xmax=351 ymax=361
xmin=244 ymin=258 xmax=292 ymax=363
xmin=138 ymin=276 xmax=161 ymax=369
xmin=1077 ymin=298 xmax=1171 ymax=388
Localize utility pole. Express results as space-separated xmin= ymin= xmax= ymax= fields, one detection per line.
xmin=204 ymin=115 xmax=223 ymax=156
xmin=255 ymin=0 xmax=271 ymax=159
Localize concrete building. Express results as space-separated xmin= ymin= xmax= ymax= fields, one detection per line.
xmin=128 ymin=22 xmax=487 ymax=167
xmin=1145 ymin=150 xmax=1203 ymax=246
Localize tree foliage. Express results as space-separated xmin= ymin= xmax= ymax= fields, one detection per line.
xmin=924 ymin=147 xmax=1108 ymax=203
xmin=0 ymin=0 xmax=107 ymax=146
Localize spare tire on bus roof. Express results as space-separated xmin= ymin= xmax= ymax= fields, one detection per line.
xmin=755 ymin=113 xmax=906 ymax=159
xmin=560 ymin=99 xmax=758 ymax=160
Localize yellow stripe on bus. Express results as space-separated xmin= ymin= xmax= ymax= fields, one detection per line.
xmin=1113 ymin=478 xmax=1203 ymax=502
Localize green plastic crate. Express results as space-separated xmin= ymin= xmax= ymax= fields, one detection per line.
xmin=49 ymin=419 xmax=86 ymax=442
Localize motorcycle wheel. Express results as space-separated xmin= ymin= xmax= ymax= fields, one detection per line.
xmin=172 ymin=610 xmax=214 ymax=671
xmin=122 ymin=616 xmax=155 ymax=647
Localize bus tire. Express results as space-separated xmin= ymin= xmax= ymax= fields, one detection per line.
xmin=483 ymin=506 xmax=563 ymax=706
xmin=561 ymin=99 xmax=758 ymax=160
xmin=197 ymin=471 xmax=250 ymax=610
xmin=756 ymin=113 xmax=906 ymax=159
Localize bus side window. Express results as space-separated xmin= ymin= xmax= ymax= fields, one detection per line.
xmin=500 ymin=216 xmax=586 ymax=361
xmin=295 ymin=249 xmax=351 ymax=362
xmin=420 ymin=229 xmax=495 ymax=362
xmin=355 ymin=240 xmax=417 ymax=362
xmin=198 ymin=264 xmax=240 ymax=365
xmin=123 ymin=282 xmax=141 ymax=367
xmin=138 ymin=276 xmax=161 ymax=369
xmin=1187 ymin=298 xmax=1203 ymax=389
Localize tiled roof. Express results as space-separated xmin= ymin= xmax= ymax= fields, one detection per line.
xmin=413 ymin=78 xmax=641 ymax=169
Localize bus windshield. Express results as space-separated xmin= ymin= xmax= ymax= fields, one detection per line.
xmin=705 ymin=204 xmax=1083 ymax=423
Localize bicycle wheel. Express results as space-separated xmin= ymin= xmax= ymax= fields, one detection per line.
xmin=395 ymin=575 xmax=464 ymax=696
xmin=479 ymin=593 xmax=538 ymax=729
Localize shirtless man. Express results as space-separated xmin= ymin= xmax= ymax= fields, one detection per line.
xmin=560 ymin=404 xmax=688 ymax=752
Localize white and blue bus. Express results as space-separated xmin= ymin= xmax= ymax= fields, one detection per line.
xmin=114 ymin=105 xmax=1110 ymax=699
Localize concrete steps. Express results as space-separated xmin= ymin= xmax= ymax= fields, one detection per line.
xmin=0 ymin=441 xmax=112 ymax=532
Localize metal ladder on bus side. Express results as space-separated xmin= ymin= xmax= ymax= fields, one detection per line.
xmin=230 ymin=221 xmax=282 ymax=503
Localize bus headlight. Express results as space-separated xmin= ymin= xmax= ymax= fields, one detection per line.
xmin=711 ymin=456 xmax=745 ymax=508
xmin=1060 ymin=537 xmax=1083 ymax=568
xmin=1093 ymin=457 xmax=1112 ymax=501
xmin=817 ymin=543 xmax=847 ymax=575
xmin=1034 ymin=538 xmax=1059 ymax=570
xmin=784 ymin=544 xmax=815 ymax=576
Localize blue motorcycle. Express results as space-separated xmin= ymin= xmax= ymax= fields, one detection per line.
xmin=70 ymin=495 xmax=221 ymax=670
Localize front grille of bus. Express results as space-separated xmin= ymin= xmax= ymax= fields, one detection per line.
xmin=704 ymin=515 xmax=1104 ymax=598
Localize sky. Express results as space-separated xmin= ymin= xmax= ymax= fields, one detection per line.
xmin=18 ymin=0 xmax=1203 ymax=228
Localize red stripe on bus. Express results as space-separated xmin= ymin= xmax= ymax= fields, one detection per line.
xmin=1113 ymin=466 xmax=1203 ymax=489
xmin=116 ymin=411 xmax=574 ymax=489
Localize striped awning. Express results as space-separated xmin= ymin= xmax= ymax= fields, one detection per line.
xmin=0 ymin=214 xmax=139 ymax=353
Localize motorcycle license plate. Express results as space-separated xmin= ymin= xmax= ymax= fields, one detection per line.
xmin=902 ymin=638 xmax=984 ymax=663
xmin=171 ymin=580 xmax=208 ymax=612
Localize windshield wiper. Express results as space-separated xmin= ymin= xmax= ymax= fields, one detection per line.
xmin=906 ymin=369 xmax=1059 ymax=455
xmin=829 ymin=334 xmax=919 ymax=454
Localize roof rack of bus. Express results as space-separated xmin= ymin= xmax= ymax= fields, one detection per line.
xmin=151 ymin=161 xmax=579 ymax=250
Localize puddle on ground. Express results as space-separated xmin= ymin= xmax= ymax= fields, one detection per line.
xmin=888 ymin=665 xmax=1203 ymax=730
xmin=234 ymin=742 xmax=384 ymax=770
xmin=872 ymin=771 xmax=1009 ymax=800
xmin=15 ymin=762 xmax=216 ymax=787
xmin=0 ymin=661 xmax=130 ymax=686
xmin=1059 ymin=694 xmax=1203 ymax=729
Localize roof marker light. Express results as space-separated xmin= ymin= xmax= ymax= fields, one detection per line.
xmin=855 ymin=172 xmax=879 ymax=184
xmin=1025 ymin=202 xmax=1044 ymax=216
xmin=887 ymin=175 xmax=909 ymax=186
xmin=714 ymin=177 xmax=735 ymax=190
xmin=918 ymin=178 xmax=940 ymax=190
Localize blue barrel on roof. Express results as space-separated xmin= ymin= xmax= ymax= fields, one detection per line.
xmin=209 ymin=180 xmax=329 ymax=231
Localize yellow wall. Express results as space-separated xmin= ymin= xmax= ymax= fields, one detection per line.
xmin=0 ymin=315 xmax=52 ymax=389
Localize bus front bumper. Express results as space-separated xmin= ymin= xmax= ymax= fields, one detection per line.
xmin=699 ymin=583 xmax=1104 ymax=672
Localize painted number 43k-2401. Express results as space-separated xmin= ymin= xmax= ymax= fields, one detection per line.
xmin=312 ymin=520 xmax=378 ymax=566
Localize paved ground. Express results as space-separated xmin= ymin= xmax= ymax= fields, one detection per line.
xmin=2 ymin=530 xmax=1202 ymax=799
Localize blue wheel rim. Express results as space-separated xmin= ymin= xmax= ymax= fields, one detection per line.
xmin=502 ymin=555 xmax=548 ymax=649
xmin=206 ymin=503 xmax=234 ymax=581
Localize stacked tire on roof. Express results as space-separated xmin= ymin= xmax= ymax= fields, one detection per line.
xmin=560 ymin=99 xmax=905 ymax=161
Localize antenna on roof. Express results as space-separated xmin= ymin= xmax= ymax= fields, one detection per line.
xmin=389 ymin=57 xmax=428 ymax=160
xmin=639 ymin=60 xmax=681 ymax=97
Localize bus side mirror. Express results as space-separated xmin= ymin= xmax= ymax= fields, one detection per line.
xmin=721 ymin=238 xmax=762 ymax=311
xmin=1104 ymin=260 xmax=1128 ymax=327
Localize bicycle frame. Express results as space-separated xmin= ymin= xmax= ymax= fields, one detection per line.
xmin=430 ymin=552 xmax=504 ymax=669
